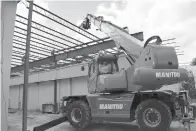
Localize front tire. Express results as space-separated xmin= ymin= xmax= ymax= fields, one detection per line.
xmin=135 ymin=99 xmax=172 ymax=131
xmin=66 ymin=100 xmax=91 ymax=129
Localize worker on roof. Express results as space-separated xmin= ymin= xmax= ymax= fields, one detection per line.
xmin=81 ymin=17 xmax=90 ymax=29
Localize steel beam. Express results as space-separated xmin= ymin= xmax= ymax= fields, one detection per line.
xmin=15 ymin=28 xmax=67 ymax=49
xmin=11 ymin=31 xmax=144 ymax=73
xmin=22 ymin=1 xmax=33 ymax=131
xmin=13 ymin=39 xmax=51 ymax=54
xmin=15 ymin=24 xmax=76 ymax=48
xmin=55 ymin=37 xmax=110 ymax=53
xmin=12 ymin=50 xmax=43 ymax=59
xmin=16 ymin=14 xmax=84 ymax=45
xmin=11 ymin=39 xmax=115 ymax=73
xmin=12 ymin=55 xmax=33 ymax=62
xmin=14 ymin=29 xmax=62 ymax=51
xmin=14 ymin=33 xmax=63 ymax=50
xmin=11 ymin=60 xmax=22 ymax=64
xmin=13 ymin=43 xmax=50 ymax=57
xmin=54 ymin=78 xmax=57 ymax=113
xmin=32 ymin=3 xmax=101 ymax=41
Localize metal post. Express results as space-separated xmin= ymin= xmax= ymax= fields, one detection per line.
xmin=22 ymin=1 xmax=33 ymax=131
xmin=54 ymin=79 xmax=57 ymax=113
xmin=53 ymin=50 xmax=58 ymax=113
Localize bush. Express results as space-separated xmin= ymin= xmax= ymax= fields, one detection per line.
xmin=191 ymin=58 xmax=196 ymax=66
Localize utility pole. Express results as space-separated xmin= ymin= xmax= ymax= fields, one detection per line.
xmin=22 ymin=1 xmax=33 ymax=131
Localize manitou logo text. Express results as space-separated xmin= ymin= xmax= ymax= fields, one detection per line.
xmin=156 ymin=72 xmax=180 ymax=78
xmin=99 ymin=104 xmax=123 ymax=109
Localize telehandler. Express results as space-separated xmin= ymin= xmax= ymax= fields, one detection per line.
xmin=60 ymin=14 xmax=196 ymax=131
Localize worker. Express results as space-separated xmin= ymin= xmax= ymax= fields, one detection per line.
xmin=81 ymin=17 xmax=90 ymax=29
xmin=99 ymin=61 xmax=112 ymax=74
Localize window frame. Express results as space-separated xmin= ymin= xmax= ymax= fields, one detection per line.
xmin=89 ymin=60 xmax=96 ymax=77
xmin=98 ymin=60 xmax=119 ymax=74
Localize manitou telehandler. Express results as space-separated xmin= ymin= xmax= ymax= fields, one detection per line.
xmin=60 ymin=14 xmax=196 ymax=131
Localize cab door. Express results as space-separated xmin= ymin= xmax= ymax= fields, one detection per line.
xmin=88 ymin=61 xmax=98 ymax=94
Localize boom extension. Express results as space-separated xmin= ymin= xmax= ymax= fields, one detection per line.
xmin=80 ymin=14 xmax=143 ymax=61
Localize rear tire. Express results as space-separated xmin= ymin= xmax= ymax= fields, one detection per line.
xmin=66 ymin=100 xmax=91 ymax=129
xmin=135 ymin=99 xmax=172 ymax=131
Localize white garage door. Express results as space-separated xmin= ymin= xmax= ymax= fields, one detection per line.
xmin=71 ymin=76 xmax=88 ymax=96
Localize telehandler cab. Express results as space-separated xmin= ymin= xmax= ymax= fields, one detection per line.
xmin=61 ymin=14 xmax=196 ymax=131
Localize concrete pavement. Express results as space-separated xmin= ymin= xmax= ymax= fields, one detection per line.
xmin=8 ymin=111 xmax=196 ymax=131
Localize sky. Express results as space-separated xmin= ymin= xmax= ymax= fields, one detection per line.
xmin=16 ymin=0 xmax=196 ymax=65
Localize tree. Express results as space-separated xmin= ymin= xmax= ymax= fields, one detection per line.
xmin=181 ymin=71 xmax=196 ymax=99
xmin=191 ymin=58 xmax=196 ymax=66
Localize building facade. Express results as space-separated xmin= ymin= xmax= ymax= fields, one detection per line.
xmin=9 ymin=55 xmax=130 ymax=111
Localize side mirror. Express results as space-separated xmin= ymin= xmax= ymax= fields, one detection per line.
xmin=120 ymin=68 xmax=125 ymax=71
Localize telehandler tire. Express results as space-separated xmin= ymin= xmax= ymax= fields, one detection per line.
xmin=135 ymin=99 xmax=172 ymax=131
xmin=66 ymin=100 xmax=91 ymax=129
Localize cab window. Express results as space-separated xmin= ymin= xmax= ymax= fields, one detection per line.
xmin=99 ymin=61 xmax=118 ymax=74
xmin=112 ymin=62 xmax=118 ymax=72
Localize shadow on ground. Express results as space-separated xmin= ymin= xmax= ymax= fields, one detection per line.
xmin=50 ymin=121 xmax=195 ymax=131
xmin=50 ymin=122 xmax=139 ymax=131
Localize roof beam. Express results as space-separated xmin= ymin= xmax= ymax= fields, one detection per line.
xmin=12 ymin=50 xmax=43 ymax=59
xmin=11 ymin=31 xmax=144 ymax=73
xmin=11 ymin=39 xmax=115 ymax=73
xmin=14 ymin=32 xmax=64 ymax=50
xmin=13 ymin=38 xmax=51 ymax=54
xmin=15 ymin=25 xmax=71 ymax=48
xmin=32 ymin=3 xmax=101 ymax=41
xmin=14 ymin=31 xmax=53 ymax=52
xmin=12 ymin=53 xmax=37 ymax=61
xmin=16 ymin=14 xmax=84 ymax=46
xmin=12 ymin=43 xmax=50 ymax=57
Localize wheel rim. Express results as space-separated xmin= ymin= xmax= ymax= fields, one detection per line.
xmin=143 ymin=108 xmax=162 ymax=127
xmin=71 ymin=108 xmax=82 ymax=123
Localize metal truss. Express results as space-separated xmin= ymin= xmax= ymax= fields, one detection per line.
xmin=21 ymin=1 xmax=103 ymax=42
xmin=11 ymin=39 xmax=117 ymax=73
xmin=12 ymin=48 xmax=44 ymax=59
xmin=15 ymin=36 xmax=178 ymax=74
xmin=32 ymin=3 xmax=102 ymax=41
xmin=11 ymin=1 xmax=117 ymax=71
xmin=11 ymin=1 xmax=150 ymax=75
xmin=15 ymin=15 xmax=113 ymax=54
xmin=14 ymin=30 xmax=63 ymax=51
xmin=16 ymin=15 xmax=81 ymax=47
xmin=13 ymin=41 xmax=50 ymax=57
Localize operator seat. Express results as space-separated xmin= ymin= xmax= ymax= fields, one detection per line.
xmin=99 ymin=62 xmax=112 ymax=74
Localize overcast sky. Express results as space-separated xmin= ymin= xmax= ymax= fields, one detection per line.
xmin=16 ymin=0 xmax=196 ymax=64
